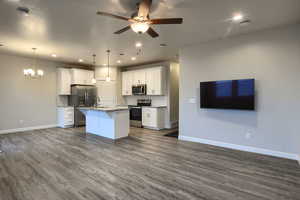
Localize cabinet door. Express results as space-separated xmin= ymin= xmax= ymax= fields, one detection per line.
xmin=133 ymin=70 xmax=146 ymax=85
xmin=71 ymin=69 xmax=83 ymax=84
xmin=71 ymin=69 xmax=94 ymax=85
xmin=142 ymin=107 xmax=157 ymax=127
xmin=142 ymin=108 xmax=151 ymax=127
xmin=85 ymin=70 xmax=95 ymax=85
xmin=146 ymin=67 xmax=165 ymax=95
xmin=57 ymin=68 xmax=71 ymax=95
xmin=122 ymin=71 xmax=133 ymax=95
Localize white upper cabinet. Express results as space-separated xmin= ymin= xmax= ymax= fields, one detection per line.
xmin=57 ymin=68 xmax=71 ymax=95
xmin=86 ymin=70 xmax=95 ymax=84
xmin=133 ymin=70 xmax=146 ymax=85
xmin=121 ymin=66 xmax=166 ymax=96
xmin=146 ymin=67 xmax=165 ymax=95
xmin=122 ymin=71 xmax=133 ymax=96
xmin=71 ymin=69 xmax=95 ymax=85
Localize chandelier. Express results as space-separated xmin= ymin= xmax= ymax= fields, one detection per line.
xmin=23 ymin=48 xmax=44 ymax=79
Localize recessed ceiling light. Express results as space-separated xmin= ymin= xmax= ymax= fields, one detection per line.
xmin=131 ymin=57 xmax=136 ymax=61
xmin=239 ymin=19 xmax=251 ymax=26
xmin=7 ymin=0 xmax=20 ymax=3
xmin=117 ymin=60 xmax=121 ymax=64
xmin=135 ymin=42 xmax=142 ymax=48
xmin=51 ymin=54 xmax=57 ymax=58
xmin=160 ymin=43 xmax=167 ymax=47
xmin=232 ymin=13 xmax=244 ymax=22
xmin=78 ymin=59 xmax=84 ymax=62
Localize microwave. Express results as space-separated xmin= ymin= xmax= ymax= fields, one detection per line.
xmin=132 ymin=84 xmax=147 ymax=95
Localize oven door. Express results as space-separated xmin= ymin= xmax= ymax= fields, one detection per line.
xmin=129 ymin=107 xmax=142 ymax=127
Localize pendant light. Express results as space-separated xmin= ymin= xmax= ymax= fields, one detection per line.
xmin=106 ymin=50 xmax=111 ymax=82
xmin=91 ymin=54 xmax=97 ymax=84
xmin=24 ymin=48 xmax=44 ymax=79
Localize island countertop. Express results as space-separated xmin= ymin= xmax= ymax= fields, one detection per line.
xmin=79 ymin=106 xmax=129 ymax=112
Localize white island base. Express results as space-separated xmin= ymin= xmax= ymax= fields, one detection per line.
xmin=80 ymin=108 xmax=129 ymax=140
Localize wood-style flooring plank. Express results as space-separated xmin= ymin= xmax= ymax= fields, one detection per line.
xmin=0 ymin=127 xmax=299 ymax=200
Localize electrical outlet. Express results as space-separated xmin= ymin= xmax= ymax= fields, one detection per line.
xmin=245 ymin=132 xmax=252 ymax=139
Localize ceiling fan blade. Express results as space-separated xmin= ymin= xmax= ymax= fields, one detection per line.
xmin=149 ymin=18 xmax=183 ymax=24
xmin=138 ymin=0 xmax=152 ymax=19
xmin=97 ymin=11 xmax=130 ymax=21
xmin=114 ymin=26 xmax=131 ymax=34
xmin=147 ymin=27 xmax=159 ymax=38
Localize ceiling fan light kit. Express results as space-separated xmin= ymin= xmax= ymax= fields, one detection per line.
xmin=96 ymin=0 xmax=183 ymax=38
xmin=131 ymin=22 xmax=150 ymax=33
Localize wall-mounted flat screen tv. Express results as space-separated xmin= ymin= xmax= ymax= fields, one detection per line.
xmin=200 ymin=79 xmax=255 ymax=110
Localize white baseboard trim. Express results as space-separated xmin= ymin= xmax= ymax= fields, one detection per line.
xmin=179 ymin=135 xmax=299 ymax=161
xmin=0 ymin=124 xmax=58 ymax=135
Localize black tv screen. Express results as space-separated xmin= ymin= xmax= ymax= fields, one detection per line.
xmin=200 ymin=79 xmax=255 ymax=110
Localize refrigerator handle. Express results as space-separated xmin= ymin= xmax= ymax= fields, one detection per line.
xmin=86 ymin=90 xmax=88 ymax=105
xmin=84 ymin=91 xmax=87 ymax=105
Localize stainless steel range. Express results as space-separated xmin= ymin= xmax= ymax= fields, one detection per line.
xmin=129 ymin=99 xmax=151 ymax=128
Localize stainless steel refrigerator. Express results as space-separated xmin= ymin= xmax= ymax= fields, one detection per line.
xmin=70 ymin=85 xmax=97 ymax=127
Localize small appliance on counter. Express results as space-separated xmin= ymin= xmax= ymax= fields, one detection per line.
xmin=129 ymin=99 xmax=151 ymax=128
xmin=132 ymin=84 xmax=147 ymax=95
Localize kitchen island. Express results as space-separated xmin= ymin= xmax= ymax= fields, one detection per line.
xmin=79 ymin=106 xmax=129 ymax=139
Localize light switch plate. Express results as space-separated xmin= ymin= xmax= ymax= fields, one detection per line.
xmin=188 ymin=98 xmax=196 ymax=104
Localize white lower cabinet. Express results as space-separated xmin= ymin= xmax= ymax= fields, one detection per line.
xmin=57 ymin=107 xmax=74 ymax=128
xmin=142 ymin=107 xmax=165 ymax=130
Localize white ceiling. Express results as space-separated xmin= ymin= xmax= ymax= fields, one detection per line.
xmin=0 ymin=0 xmax=299 ymax=67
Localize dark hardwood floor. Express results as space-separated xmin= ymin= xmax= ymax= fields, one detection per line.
xmin=0 ymin=127 xmax=300 ymax=200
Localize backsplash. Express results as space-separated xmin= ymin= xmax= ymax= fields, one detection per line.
xmin=125 ymin=95 xmax=167 ymax=107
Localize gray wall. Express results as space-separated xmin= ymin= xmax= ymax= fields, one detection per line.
xmin=179 ymin=24 xmax=300 ymax=156
xmin=169 ymin=62 xmax=179 ymax=124
xmin=0 ymin=53 xmax=79 ymax=132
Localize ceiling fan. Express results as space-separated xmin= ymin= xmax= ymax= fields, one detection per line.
xmin=96 ymin=0 xmax=183 ymax=38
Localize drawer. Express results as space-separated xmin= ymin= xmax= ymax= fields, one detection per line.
xmin=64 ymin=112 xmax=74 ymax=117
xmin=64 ymin=109 xmax=74 ymax=114
xmin=64 ymin=116 xmax=73 ymax=121
xmin=64 ymin=119 xmax=74 ymax=125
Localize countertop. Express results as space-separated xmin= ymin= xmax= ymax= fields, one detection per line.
xmin=128 ymin=105 xmax=167 ymax=108
xmin=79 ymin=106 xmax=129 ymax=112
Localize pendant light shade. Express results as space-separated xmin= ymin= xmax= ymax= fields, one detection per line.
xmin=106 ymin=50 xmax=111 ymax=82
